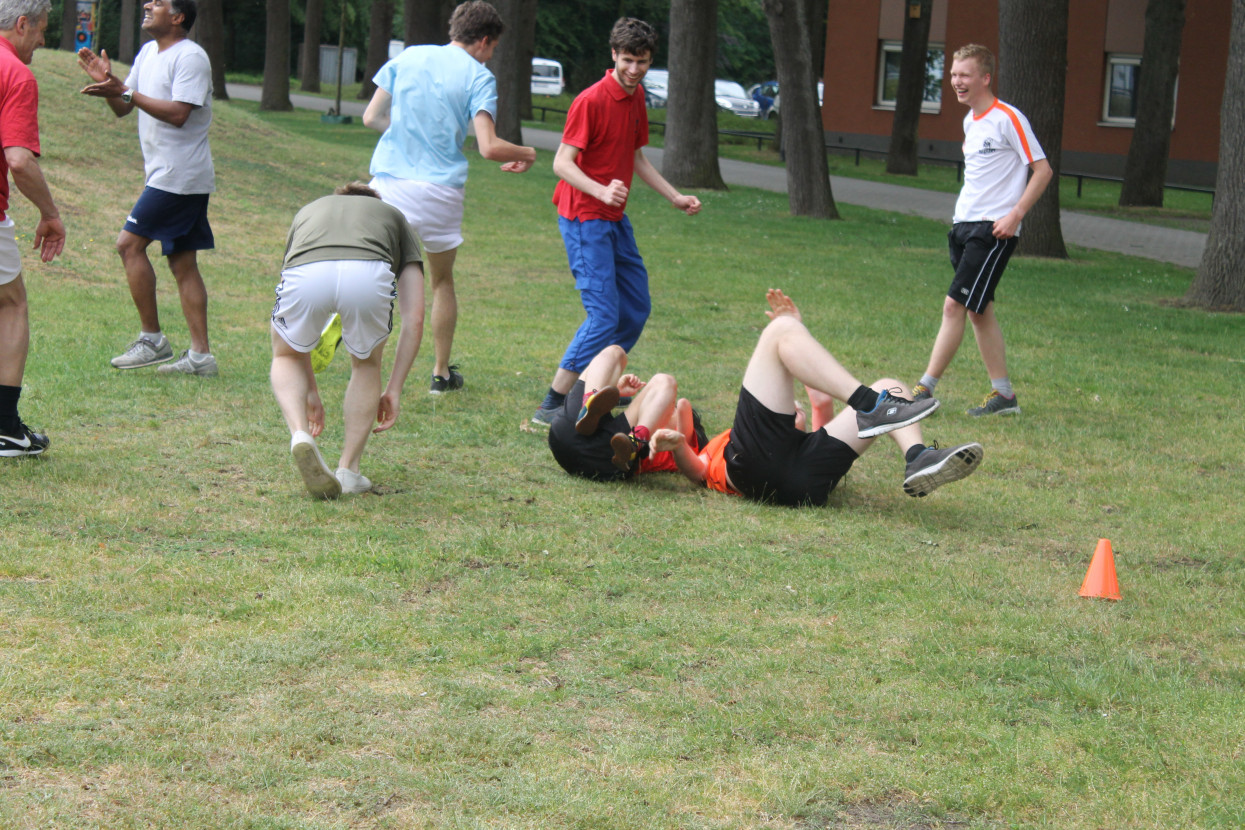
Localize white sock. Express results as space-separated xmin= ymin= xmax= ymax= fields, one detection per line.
xmin=141 ymin=330 xmax=165 ymax=345
xmin=189 ymin=350 xmax=212 ymax=362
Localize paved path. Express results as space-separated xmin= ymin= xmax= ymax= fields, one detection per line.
xmin=227 ymin=84 xmax=1206 ymax=268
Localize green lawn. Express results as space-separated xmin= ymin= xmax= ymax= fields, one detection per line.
xmin=3 ymin=51 xmax=1242 ymax=829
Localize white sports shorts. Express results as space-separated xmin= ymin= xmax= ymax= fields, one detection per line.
xmin=369 ymin=174 xmax=465 ymax=254
xmin=0 ymin=219 xmax=21 ymax=287
xmin=271 ymin=259 xmax=397 ymax=359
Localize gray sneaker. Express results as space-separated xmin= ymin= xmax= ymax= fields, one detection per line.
xmin=967 ymin=390 xmax=1020 ymax=417
xmin=903 ymin=442 xmax=984 ymax=497
xmin=911 ymin=383 xmax=933 ymax=402
xmin=157 ymin=350 xmax=219 ymax=377
xmin=856 ymin=389 xmax=939 ymax=438
xmin=111 ymin=336 xmax=173 ymax=369
xmin=531 ymin=403 xmax=560 ymax=428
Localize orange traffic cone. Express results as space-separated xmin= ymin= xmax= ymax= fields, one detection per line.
xmin=1079 ymin=538 xmax=1121 ymax=600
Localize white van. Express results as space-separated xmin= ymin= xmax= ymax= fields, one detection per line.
xmin=531 ymin=58 xmax=565 ymax=96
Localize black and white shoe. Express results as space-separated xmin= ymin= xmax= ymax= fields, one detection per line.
xmin=429 ymin=365 xmax=464 ymax=394
xmin=903 ymin=442 xmax=983 ymax=497
xmin=0 ymin=422 xmax=50 ymax=457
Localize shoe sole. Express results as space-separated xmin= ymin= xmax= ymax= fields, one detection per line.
xmin=858 ymin=399 xmax=939 ymax=439
xmin=292 ymin=441 xmax=342 ymax=499
xmin=609 ymin=433 xmax=635 ymax=471
xmin=112 ymin=354 xmax=174 ymax=369
xmin=903 ymin=443 xmax=983 ymax=497
xmin=0 ymin=447 xmax=46 ymax=457
xmin=157 ymin=364 xmax=218 ymax=377
xmin=967 ymin=405 xmax=1021 ymax=417
xmin=575 ymin=387 xmax=621 ymax=435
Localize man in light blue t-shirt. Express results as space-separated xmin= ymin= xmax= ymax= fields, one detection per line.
xmin=363 ymin=0 xmax=535 ymax=395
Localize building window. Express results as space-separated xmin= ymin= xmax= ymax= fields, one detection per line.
xmin=876 ymin=41 xmax=944 ymax=113
xmin=1103 ymin=54 xmax=1140 ymax=123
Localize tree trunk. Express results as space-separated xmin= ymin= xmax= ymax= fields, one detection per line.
xmin=663 ymin=0 xmax=727 ymax=189
xmin=885 ymin=0 xmax=932 ymax=175
xmin=405 ymin=0 xmax=449 ymax=45
xmin=118 ymin=0 xmax=137 ymax=62
xmin=998 ymin=0 xmax=1067 ymax=257
xmin=486 ymin=0 xmax=537 ymax=144
xmin=260 ymin=0 xmax=293 ymax=111
xmin=762 ymin=0 xmax=837 ymax=218
xmin=1119 ymin=0 xmax=1186 ymax=206
xmin=60 ymin=0 xmax=77 ymax=51
xmin=300 ymin=0 xmax=325 ymax=92
xmin=1184 ymin=0 xmax=1245 ymax=310
xmin=361 ymin=0 xmax=395 ymax=99
xmin=197 ymin=0 xmax=229 ymax=100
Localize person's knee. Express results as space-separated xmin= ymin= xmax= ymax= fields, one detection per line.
xmin=942 ymin=296 xmax=966 ymax=318
xmin=0 ymin=278 xmax=26 ymax=313
xmin=115 ymin=233 xmax=146 ymax=262
xmin=870 ymin=377 xmax=907 ymax=395
xmin=649 ymin=372 xmax=676 ymax=392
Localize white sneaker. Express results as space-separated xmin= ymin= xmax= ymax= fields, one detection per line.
xmin=290 ymin=431 xmax=341 ymax=499
xmin=158 ymin=350 xmax=219 ymax=377
xmin=111 ymin=336 xmax=173 ymax=369
xmin=335 ymin=467 xmax=372 ymax=494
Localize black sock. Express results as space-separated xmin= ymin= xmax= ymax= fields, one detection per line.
xmin=0 ymin=385 xmax=20 ymax=433
xmin=905 ymin=443 xmax=927 ymax=464
xmin=847 ymin=385 xmax=879 ymax=413
xmin=541 ymin=388 xmax=566 ymax=409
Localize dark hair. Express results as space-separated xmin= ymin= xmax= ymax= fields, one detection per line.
xmin=609 ymin=17 xmax=657 ymax=59
xmin=170 ymin=0 xmax=196 ymax=32
xmin=448 ymin=1 xmax=504 ymax=45
xmin=334 ymin=181 xmax=382 ymax=199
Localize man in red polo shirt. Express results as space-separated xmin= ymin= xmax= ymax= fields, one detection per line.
xmin=0 ymin=0 xmax=66 ymax=458
xmin=531 ymin=17 xmax=702 ymax=433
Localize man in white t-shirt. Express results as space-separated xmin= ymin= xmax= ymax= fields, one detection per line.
xmin=911 ymin=44 xmax=1052 ymax=417
xmin=363 ymin=0 xmax=535 ymax=395
xmin=78 ymin=0 xmax=218 ymax=377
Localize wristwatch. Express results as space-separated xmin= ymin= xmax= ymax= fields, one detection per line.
xmin=121 ymin=89 xmax=134 ymax=104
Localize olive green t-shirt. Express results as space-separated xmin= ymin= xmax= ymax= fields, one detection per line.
xmin=282 ymin=194 xmax=422 ymax=274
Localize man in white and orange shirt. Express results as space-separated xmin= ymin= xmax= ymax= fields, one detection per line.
xmin=911 ymin=44 xmax=1052 ymax=417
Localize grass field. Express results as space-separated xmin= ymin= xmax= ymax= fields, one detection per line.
xmin=3 ymin=51 xmax=1243 ymax=829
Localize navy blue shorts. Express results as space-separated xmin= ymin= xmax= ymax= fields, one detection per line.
xmin=124 ymin=187 xmax=214 ymax=256
xmin=725 ymin=386 xmax=859 ymax=507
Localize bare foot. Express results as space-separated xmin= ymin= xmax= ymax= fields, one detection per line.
xmin=651 ymin=428 xmax=686 ymax=453
xmin=764 ymin=288 xmax=801 ymax=321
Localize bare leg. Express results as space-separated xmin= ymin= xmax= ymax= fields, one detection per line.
xmin=549 ymin=366 xmax=579 ymax=396
xmin=742 ymin=315 xmax=863 ymax=414
xmin=968 ymin=302 xmax=1008 ymax=380
xmin=167 ymin=250 xmax=210 ymax=354
xmin=116 ymin=230 xmax=162 ymax=335
xmin=578 ymin=344 xmax=627 ymax=392
xmin=623 ymin=372 xmax=677 ymax=433
xmin=270 ymin=329 xmax=323 ymax=436
xmin=824 ymin=378 xmax=923 ymax=457
xmin=0 ymin=276 xmax=29 ymax=387
xmin=924 ymin=296 xmax=968 ymax=379
xmin=338 ymin=345 xmax=385 ymax=473
xmin=426 ymin=248 xmax=458 ymax=378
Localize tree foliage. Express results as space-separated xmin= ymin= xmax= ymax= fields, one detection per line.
xmin=1184 ymin=0 xmax=1245 ymax=310
xmin=1119 ymin=0 xmax=1186 ymax=207
xmin=997 ymin=0 xmax=1067 ymax=258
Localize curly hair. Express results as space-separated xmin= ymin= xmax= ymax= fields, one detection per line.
xmin=334 ymin=181 xmax=382 ymax=199
xmin=449 ymin=1 xmax=504 ymax=45
xmin=953 ymin=44 xmax=995 ymax=79
xmin=609 ymin=17 xmax=658 ymax=58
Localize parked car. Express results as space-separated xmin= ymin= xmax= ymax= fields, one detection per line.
xmin=642 ymin=68 xmax=669 ymax=108
xmin=765 ymin=81 xmax=825 ymax=120
xmin=531 ymin=57 xmax=564 ymax=97
xmin=714 ymin=80 xmax=761 ymax=117
xmin=747 ymin=80 xmax=780 ymax=117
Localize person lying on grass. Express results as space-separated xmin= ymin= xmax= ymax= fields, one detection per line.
xmin=651 ymin=289 xmax=984 ymax=507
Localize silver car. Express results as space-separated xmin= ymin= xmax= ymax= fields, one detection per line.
xmin=714 ymin=80 xmax=761 ymax=118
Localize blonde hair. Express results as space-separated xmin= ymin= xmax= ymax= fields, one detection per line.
xmin=953 ymin=44 xmax=995 ymax=79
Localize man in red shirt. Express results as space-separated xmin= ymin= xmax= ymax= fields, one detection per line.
xmin=653 ymin=291 xmax=984 ymax=507
xmin=0 ymin=1 xmax=66 ymax=457
xmin=531 ymin=17 xmax=701 ymax=427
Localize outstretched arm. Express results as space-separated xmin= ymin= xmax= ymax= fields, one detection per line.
xmin=472 ymin=112 xmax=537 ymax=172
xmin=375 ymin=262 xmax=426 ymax=433
xmin=633 ymin=149 xmax=702 ymax=215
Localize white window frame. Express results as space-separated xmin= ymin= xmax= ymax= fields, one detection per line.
xmin=1102 ymin=54 xmax=1141 ymax=124
xmin=875 ymin=41 xmax=944 ymax=114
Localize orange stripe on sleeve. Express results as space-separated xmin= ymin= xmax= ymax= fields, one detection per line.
xmin=994 ymin=101 xmax=1036 ymax=163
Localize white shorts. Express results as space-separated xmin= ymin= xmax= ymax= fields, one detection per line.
xmin=0 ymin=219 xmax=22 ymax=287
xmin=369 ymin=175 xmax=465 ymax=254
xmin=271 ymin=260 xmax=397 ymax=359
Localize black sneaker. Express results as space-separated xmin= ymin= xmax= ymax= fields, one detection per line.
xmin=903 ymin=442 xmax=983 ymax=497
xmin=429 ymin=365 xmax=464 ymax=394
xmin=575 ymin=386 xmax=620 ymax=435
xmin=856 ymin=389 xmax=939 ymax=438
xmin=0 ymin=422 xmax=50 ymax=457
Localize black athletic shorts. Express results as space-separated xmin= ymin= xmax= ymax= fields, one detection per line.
xmin=548 ymin=380 xmax=637 ymax=482
xmin=724 ymin=386 xmax=859 ymax=507
xmin=947 ymin=221 xmax=1018 ymax=314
